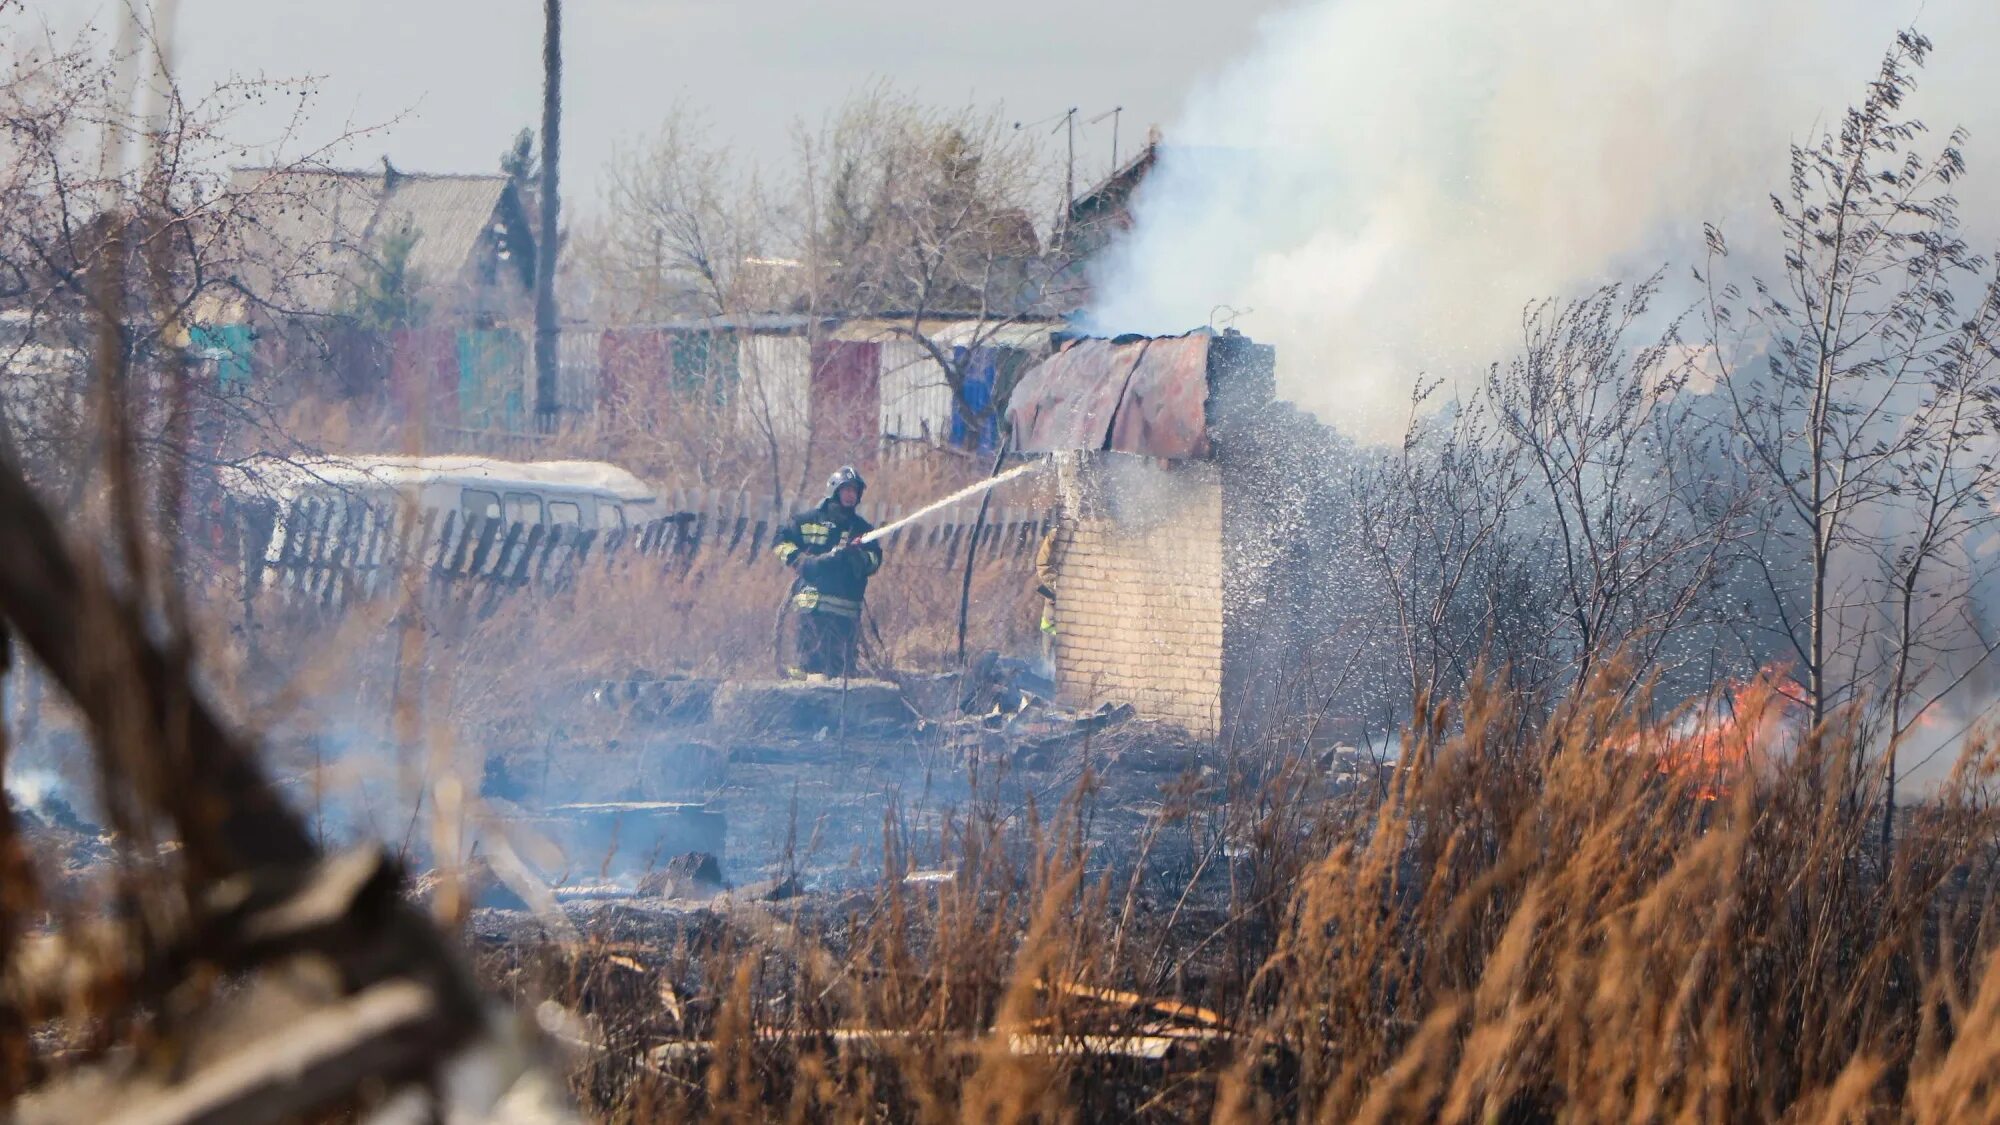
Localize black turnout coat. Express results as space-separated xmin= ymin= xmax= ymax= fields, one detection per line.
xmin=772 ymin=499 xmax=883 ymax=617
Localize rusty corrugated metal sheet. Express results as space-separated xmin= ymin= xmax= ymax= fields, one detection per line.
xmin=1108 ymin=335 xmax=1212 ymax=459
xmin=1007 ymin=332 xmax=1215 ymax=459
xmin=1007 ymin=338 xmax=1137 ymax=453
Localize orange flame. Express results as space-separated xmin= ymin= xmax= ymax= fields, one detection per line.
xmin=1651 ymin=666 xmax=1809 ymax=801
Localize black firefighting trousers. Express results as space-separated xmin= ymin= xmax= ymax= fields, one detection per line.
xmin=794 ymin=610 xmax=858 ymax=678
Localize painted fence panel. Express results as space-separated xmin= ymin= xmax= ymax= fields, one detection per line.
xmin=223 ymin=494 xmax=1049 ymax=615
xmin=737 ymin=333 xmax=811 ymax=447
xmin=558 ymin=329 xmax=599 ymax=416
xmin=877 ymin=338 xmax=951 ymax=450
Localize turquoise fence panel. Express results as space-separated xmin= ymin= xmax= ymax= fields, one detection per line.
xmin=190 ymin=323 xmax=254 ymax=392
xmin=456 ymin=329 xmax=527 ymax=432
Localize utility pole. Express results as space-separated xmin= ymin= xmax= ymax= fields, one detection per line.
xmin=533 ymin=0 xmax=562 ymax=433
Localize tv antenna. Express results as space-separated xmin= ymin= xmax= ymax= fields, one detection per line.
xmin=1017 ymin=109 xmax=1082 ymax=236
xmin=1210 ymin=304 xmax=1251 ymax=330
xmin=1089 ymin=106 xmax=1124 ymax=171
xmin=1044 ymin=108 xmax=1078 ymax=241
xmin=1056 ymin=108 xmax=1078 ymax=208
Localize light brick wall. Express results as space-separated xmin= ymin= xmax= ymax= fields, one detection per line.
xmin=1052 ymin=458 xmax=1225 ymax=737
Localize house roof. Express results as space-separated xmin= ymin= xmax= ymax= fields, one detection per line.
xmin=1068 ymin=141 xmax=1160 ymax=224
xmin=1007 ymin=330 xmax=1218 ymax=459
xmin=225 ymin=166 xmax=520 ymax=314
xmin=614 ymin=314 xmax=823 ymax=335
xmin=827 ymin=318 xmax=1066 ymax=354
xmin=1003 ymin=328 xmax=1275 ymax=460
xmin=369 ymin=175 xmax=512 ymax=282
xmin=926 ymin=319 xmax=1064 ymax=352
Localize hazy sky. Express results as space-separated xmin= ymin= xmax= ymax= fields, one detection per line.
xmin=25 ymin=0 xmax=1288 ymax=213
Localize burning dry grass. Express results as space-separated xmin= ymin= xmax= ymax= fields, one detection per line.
xmin=487 ymin=663 xmax=2000 ymax=1122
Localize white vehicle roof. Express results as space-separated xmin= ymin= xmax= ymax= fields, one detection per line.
xmin=220 ymin=454 xmax=658 ymax=506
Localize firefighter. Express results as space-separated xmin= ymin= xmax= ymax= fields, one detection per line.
xmin=773 ymin=466 xmax=883 ymax=679
xmin=1033 ymin=522 xmax=1062 ymax=673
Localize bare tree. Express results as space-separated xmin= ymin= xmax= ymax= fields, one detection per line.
xmin=581 ymin=106 xmax=805 ymax=502
xmin=0 ymin=11 xmax=383 ymax=597
xmin=791 ymin=87 xmax=1075 ymax=445
xmin=1864 ymin=269 xmax=2000 ymax=847
xmin=1702 ymin=32 xmax=2000 ymax=774
xmin=1485 ymin=279 xmax=1753 ymax=701
xmin=591 ymin=105 xmax=771 ymax=320
xmin=1351 ymin=386 xmax=1540 ymax=711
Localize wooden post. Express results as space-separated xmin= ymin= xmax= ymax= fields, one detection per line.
xmin=533 ymin=0 xmax=563 ymax=431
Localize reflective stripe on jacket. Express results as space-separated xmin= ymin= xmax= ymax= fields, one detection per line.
xmin=773 ymin=498 xmax=883 ymax=610
xmin=794 ymin=589 xmax=864 ymax=618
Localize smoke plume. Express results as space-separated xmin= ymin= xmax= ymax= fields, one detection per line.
xmin=1085 ymin=0 xmax=2000 ymax=438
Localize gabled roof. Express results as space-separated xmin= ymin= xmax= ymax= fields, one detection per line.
xmin=368 ymin=175 xmax=512 ymax=282
xmin=226 ymin=166 xmax=521 ymax=313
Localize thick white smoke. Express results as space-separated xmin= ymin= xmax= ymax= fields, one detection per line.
xmin=1086 ymin=0 xmax=2000 ymax=438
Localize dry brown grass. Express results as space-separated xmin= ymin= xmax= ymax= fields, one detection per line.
xmin=221 ymin=459 xmax=1045 ymax=758
xmin=480 ymin=661 xmax=2000 ymax=1123
xmin=396 ymin=520 xmax=1041 ymax=695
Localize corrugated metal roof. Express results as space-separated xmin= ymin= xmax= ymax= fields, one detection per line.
xmin=1006 ymin=337 xmax=1142 ymax=454
xmin=622 ymin=314 xmax=819 ymax=334
xmin=1006 ymin=332 xmax=1218 ymax=459
xmin=829 ymin=317 xmax=1062 ymax=355
xmin=1111 ymin=335 xmax=1213 ymax=458
xmin=831 ymin=318 xmax=952 ymax=344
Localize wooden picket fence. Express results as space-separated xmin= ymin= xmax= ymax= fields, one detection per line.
xmin=227 ymin=490 xmax=1051 ymax=614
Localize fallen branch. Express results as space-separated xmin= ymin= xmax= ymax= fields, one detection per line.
xmin=16 ymin=980 xmax=454 ymax=1125
xmin=0 ymin=448 xmax=516 ymax=1119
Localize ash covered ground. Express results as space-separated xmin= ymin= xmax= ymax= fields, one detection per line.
xmin=453 ymin=667 xmax=1385 ymax=918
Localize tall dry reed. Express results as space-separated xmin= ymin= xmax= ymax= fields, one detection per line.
xmin=497 ymin=661 xmax=2000 ymax=1122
